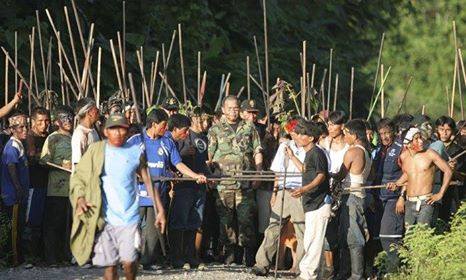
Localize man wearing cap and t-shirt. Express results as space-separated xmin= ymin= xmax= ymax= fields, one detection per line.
xmin=387 ymin=127 xmax=453 ymax=228
xmin=71 ymin=97 xmax=100 ymax=171
xmin=70 ymin=114 xmax=166 ymax=279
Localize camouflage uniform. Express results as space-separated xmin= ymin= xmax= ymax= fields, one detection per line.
xmin=40 ymin=131 xmax=72 ymax=264
xmin=208 ymin=117 xmax=262 ymax=250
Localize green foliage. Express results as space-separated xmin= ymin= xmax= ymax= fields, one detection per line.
xmin=383 ymin=0 xmax=466 ymax=119
xmin=385 ymin=202 xmax=466 ymax=280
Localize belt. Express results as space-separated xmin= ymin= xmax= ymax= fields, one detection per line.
xmin=407 ymin=193 xmax=432 ymax=211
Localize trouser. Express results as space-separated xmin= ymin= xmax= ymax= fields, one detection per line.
xmin=299 ymin=203 xmax=332 ymax=280
xmin=4 ymin=202 xmax=27 ymax=265
xmin=338 ymin=194 xmax=367 ymax=280
xmin=256 ymin=189 xmax=273 ymax=234
xmin=438 ymin=186 xmax=460 ymax=223
xmin=255 ymin=189 xmax=305 ymax=269
xmin=215 ymin=188 xmax=257 ymax=249
xmin=25 ymin=187 xmax=47 ymax=262
xmin=201 ymin=188 xmax=220 ymax=259
xmin=405 ymin=195 xmax=434 ymax=227
xmin=379 ymin=199 xmax=404 ymax=273
xmin=43 ymin=196 xmax=72 ymax=264
xmin=169 ymin=186 xmax=206 ymax=230
xmin=139 ymin=206 xmax=165 ymax=266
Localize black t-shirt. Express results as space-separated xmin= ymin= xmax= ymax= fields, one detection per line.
xmin=254 ymin=122 xmax=267 ymax=140
xmin=301 ymin=146 xmax=330 ymax=212
xmin=26 ymin=132 xmax=49 ymax=188
xmin=176 ymin=129 xmax=209 ymax=188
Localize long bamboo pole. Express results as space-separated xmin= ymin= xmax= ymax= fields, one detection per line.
xmin=367 ymin=66 xmax=391 ymax=121
xmin=333 ymin=73 xmax=339 ymax=111
xmin=109 ymin=39 xmax=123 ymax=93
xmin=301 ymin=41 xmax=306 ymax=117
xmin=117 ymin=32 xmax=128 ymax=100
xmin=149 ymin=51 xmax=160 ymax=106
xmin=370 ymin=33 xmax=385 ymax=106
xmin=450 ymin=54 xmax=457 ymax=118
xmin=136 ymin=50 xmax=150 ymax=108
xmin=457 ymin=48 xmax=466 ymax=120
xmin=197 ymin=51 xmax=201 ymax=104
xmin=253 ymin=35 xmax=264 ymax=92
xmin=178 ymin=24 xmax=187 ymax=103
xmin=36 ymin=11 xmax=48 ymax=93
xmin=327 ymin=49 xmax=333 ymax=111
xmin=4 ymin=53 xmax=8 ymax=108
xmin=96 ymin=47 xmax=102 ymax=108
xmin=14 ymin=31 xmax=17 ymax=94
xmin=396 ymin=76 xmax=413 ymax=115
xmin=380 ymin=64 xmax=385 ymax=118
xmin=64 ymin=6 xmax=81 ymax=85
xmin=349 ymin=67 xmax=354 ymax=120
xmin=246 ymin=56 xmax=251 ymax=99
xmin=58 ymin=32 xmax=65 ymax=105
xmin=128 ymin=73 xmax=142 ymax=124
xmin=28 ymin=32 xmax=35 ymax=115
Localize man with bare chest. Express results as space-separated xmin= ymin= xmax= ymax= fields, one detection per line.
xmin=388 ymin=128 xmax=452 ymax=227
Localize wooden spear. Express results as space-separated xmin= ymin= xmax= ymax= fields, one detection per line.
xmin=158 ymin=72 xmax=180 ymax=102
xmin=149 ymin=51 xmax=160 ymax=105
xmin=14 ymin=31 xmax=17 ymax=94
xmin=247 ymin=56 xmax=251 ymax=99
xmin=456 ymin=50 xmax=463 ymax=119
xmin=320 ymin=68 xmax=327 ymax=112
xmin=28 ymin=32 xmax=35 ymax=115
xmin=128 ymin=73 xmax=142 ymax=124
xmin=301 ymin=41 xmax=306 ymax=117
xmin=197 ymin=51 xmax=201 ymax=104
xmin=58 ymin=32 xmax=65 ymax=106
xmin=349 ymin=67 xmax=354 ymax=120
xmin=117 ymin=32 xmax=128 ymax=100
xmin=327 ymin=49 xmax=333 ymax=111
xmin=380 ymin=64 xmax=385 ymax=118
xmin=445 ymin=86 xmax=451 ymax=116
xmin=457 ymin=48 xmax=466 ymax=119
xmin=253 ymin=35 xmax=264 ymax=91
xmin=199 ymin=70 xmax=207 ymax=106
xmin=136 ymin=49 xmax=150 ymax=107
xmin=36 ymin=11 xmax=47 ymax=93
xmin=370 ymin=33 xmax=385 ymax=106
xmin=333 ymin=73 xmax=339 ymax=111
xmin=451 ymin=53 xmax=457 ymax=118
xmin=64 ymin=6 xmax=81 ymax=85
xmin=4 ymin=52 xmax=8 ymax=108
xmin=396 ymin=76 xmax=413 ymax=115
xmin=109 ymin=39 xmax=123 ymax=93
xmin=367 ymin=66 xmax=391 ymax=121
xmin=96 ymin=47 xmax=102 ymax=108
xmin=178 ymin=24 xmax=187 ymax=103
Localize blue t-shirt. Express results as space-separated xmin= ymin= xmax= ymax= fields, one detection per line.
xmin=1 ymin=138 xmax=30 ymax=206
xmin=127 ymin=130 xmax=182 ymax=206
xmin=101 ymin=141 xmax=143 ymax=226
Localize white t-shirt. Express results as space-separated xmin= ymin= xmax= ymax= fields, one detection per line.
xmin=270 ymin=140 xmax=306 ymax=189
xmin=71 ymin=124 xmax=100 ymax=168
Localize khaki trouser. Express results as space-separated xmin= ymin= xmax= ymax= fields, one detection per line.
xmin=255 ymin=189 xmax=305 ymax=268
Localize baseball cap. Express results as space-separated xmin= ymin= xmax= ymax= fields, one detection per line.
xmin=162 ymin=97 xmax=179 ymax=111
xmin=105 ymin=113 xmax=129 ymax=129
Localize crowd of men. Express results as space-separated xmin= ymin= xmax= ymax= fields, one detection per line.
xmin=0 ymin=87 xmax=465 ymax=280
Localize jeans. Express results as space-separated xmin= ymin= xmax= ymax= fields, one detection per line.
xmin=405 ymin=200 xmax=434 ymax=227
xmin=169 ymin=186 xmax=206 ymax=230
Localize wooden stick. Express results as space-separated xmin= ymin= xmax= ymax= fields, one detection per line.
xmin=396 ymin=76 xmax=413 ymax=115
xmin=320 ymin=68 xmax=327 ymax=111
xmin=306 ymin=72 xmax=311 ymax=118
xmin=199 ymin=70 xmax=207 ymax=106
xmin=96 ymin=47 xmax=102 ymax=108
xmin=333 ymin=73 xmax=339 ymax=111
xmin=64 ymin=6 xmax=81 ymax=85
xmin=370 ymin=33 xmax=385 ymax=106
xmin=349 ymin=67 xmax=354 ymax=120
xmin=46 ymin=162 xmax=71 ymax=173
xmin=457 ymin=48 xmax=466 ymax=120
xmin=45 ymin=9 xmax=83 ymax=96
xmin=109 ymin=39 xmax=123 ymax=93
xmin=28 ymin=33 xmax=35 ymax=115
xmin=156 ymin=30 xmax=177 ymax=103
xmin=57 ymin=62 xmax=79 ymax=100
xmin=236 ymin=86 xmax=245 ymax=98
xmin=253 ymin=35 xmax=264 ymax=90
xmin=122 ymin=1 xmax=126 ymax=89
xmin=327 ymin=49 xmax=333 ymax=112
xmin=36 ymin=11 xmax=48 ymax=93
xmin=80 ymin=23 xmax=94 ymax=97
xmin=158 ymin=72 xmax=180 ymax=102
xmin=71 ymin=0 xmax=86 ymax=54
xmin=14 ymin=31 xmax=17 ymax=94
xmin=136 ymin=50 xmax=150 ymax=108
xmin=197 ymin=51 xmax=201 ymax=104
xmin=301 ymin=41 xmax=306 ymax=117
xmin=149 ymin=51 xmax=159 ymax=106
xmin=451 ymin=52 xmax=457 ymax=118
xmin=246 ymin=56 xmax=251 ymax=99
xmin=178 ymin=24 xmax=187 ymax=103
xmin=367 ymin=66 xmax=391 ymax=120
xmin=4 ymin=52 xmax=8 ymax=108
xmin=380 ymin=64 xmax=385 ymax=118
xmin=117 ymin=32 xmax=128 ymax=100
xmin=445 ymin=86 xmax=451 ymax=116
xmin=262 ymin=0 xmax=269 ymax=96
xmin=456 ymin=50 xmax=463 ymax=119
xmin=57 ymin=33 xmax=64 ymax=105
xmin=1 ymin=48 xmax=33 ymax=95
xmin=46 ymin=36 xmax=53 ymax=95
xmin=225 ymin=82 xmax=230 ymax=96
xmin=128 ymin=73 xmax=142 ymax=123
xmin=422 ymin=105 xmax=426 ymax=115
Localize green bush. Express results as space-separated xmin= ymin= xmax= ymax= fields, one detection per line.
xmin=386 ymin=202 xmax=466 ymax=280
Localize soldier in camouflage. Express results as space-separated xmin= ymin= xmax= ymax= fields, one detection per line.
xmin=208 ymin=95 xmax=263 ymax=266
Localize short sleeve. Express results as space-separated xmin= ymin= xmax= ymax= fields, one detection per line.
xmin=313 ymin=149 xmax=328 ymax=174
xmin=3 ymin=145 xmax=20 ymax=165
xmin=207 ymin=128 xmax=218 ymax=156
xmin=270 ymin=143 xmax=285 ymax=172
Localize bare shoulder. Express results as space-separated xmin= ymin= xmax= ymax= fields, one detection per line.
xmin=426 ymin=148 xmax=442 ymax=160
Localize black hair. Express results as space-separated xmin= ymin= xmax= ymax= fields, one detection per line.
xmin=377 ymin=117 xmax=395 ymax=132
xmin=328 ymin=110 xmax=347 ymax=125
xmin=315 ymin=121 xmax=328 ymax=136
xmin=345 ymin=119 xmax=370 ymax=149
xmin=435 ymin=116 xmax=456 ymax=131
xmin=31 ymin=106 xmax=50 ymax=120
xmin=168 ymin=114 xmax=191 ymax=131
xmin=54 ymin=105 xmax=74 ymax=117
xmin=214 ymin=109 xmax=223 ymax=119
xmin=294 ymin=119 xmax=320 ymax=142
xmin=221 ymin=95 xmax=239 ymax=107
xmin=145 ymin=108 xmax=168 ymax=129
xmin=392 ymin=113 xmax=414 ymax=134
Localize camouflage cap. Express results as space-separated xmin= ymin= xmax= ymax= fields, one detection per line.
xmin=162 ymin=97 xmax=179 ymax=111
xmin=240 ymin=99 xmax=260 ymax=112
xmin=105 ymin=113 xmax=129 ymax=129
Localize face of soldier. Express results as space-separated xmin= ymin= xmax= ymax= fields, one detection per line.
xmin=104 ymin=126 xmax=128 ymax=147
xmin=222 ymin=99 xmax=240 ymax=123
xmin=378 ymin=127 xmax=394 ymax=147
xmin=11 ymin=116 xmax=28 ymax=140
xmin=32 ymin=113 xmax=51 ymax=135
xmin=328 ymin=121 xmax=343 ymax=138
xmin=437 ymin=124 xmax=454 ymax=143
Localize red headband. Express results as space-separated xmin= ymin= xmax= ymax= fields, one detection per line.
xmin=284 ymin=119 xmax=298 ymax=133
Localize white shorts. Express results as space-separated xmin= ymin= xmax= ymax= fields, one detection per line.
xmin=92 ymin=223 xmax=141 ymax=267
